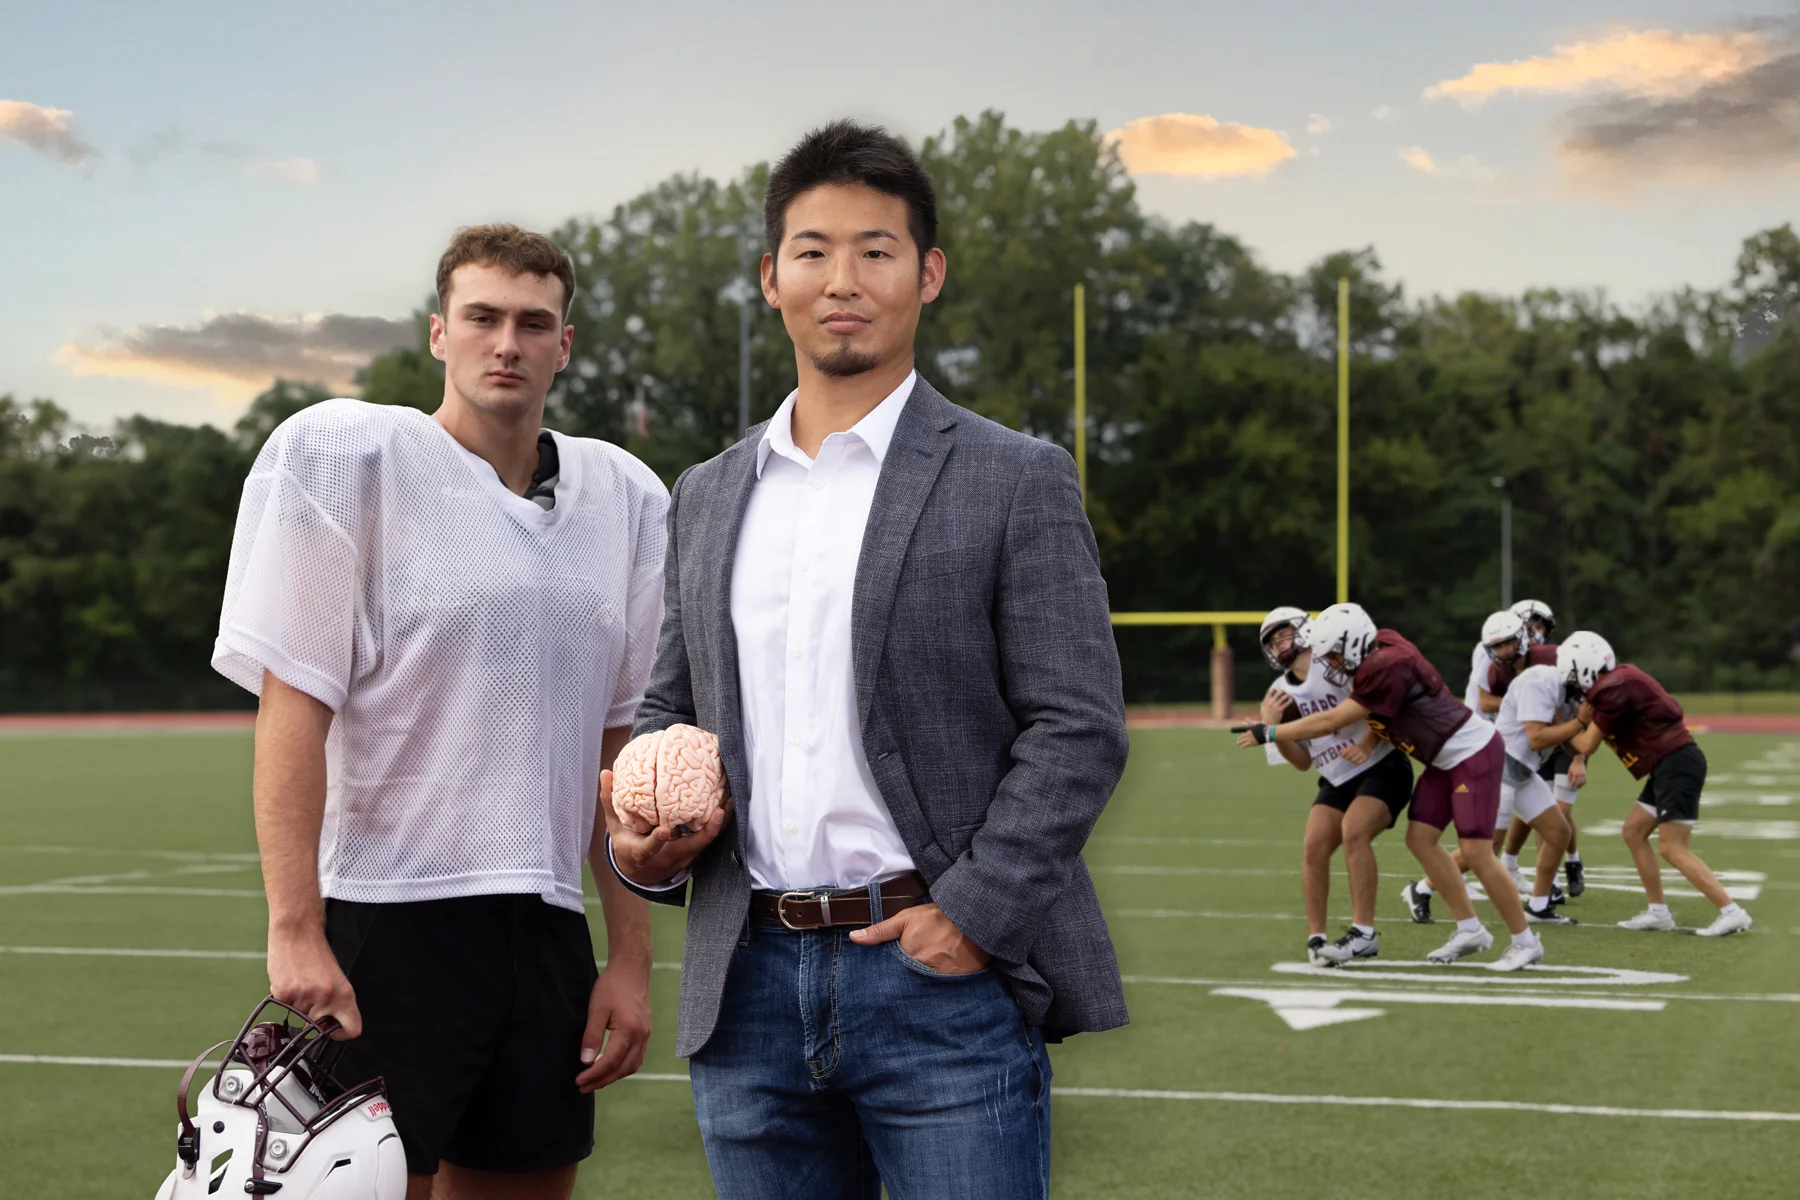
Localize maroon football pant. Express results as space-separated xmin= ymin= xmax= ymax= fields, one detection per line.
xmin=1409 ymin=734 xmax=1503 ymax=839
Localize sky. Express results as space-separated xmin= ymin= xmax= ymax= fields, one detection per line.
xmin=4 ymin=0 xmax=1796 ymax=429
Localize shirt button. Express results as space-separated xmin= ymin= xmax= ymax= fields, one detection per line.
xmin=791 ymin=648 xmax=802 ymax=659
xmin=786 ymin=821 xmax=799 ymax=836
xmin=789 ymin=735 xmax=801 ymax=746
xmin=797 ymin=560 xmax=810 ymax=571
xmin=811 ymin=478 xmax=825 ymax=491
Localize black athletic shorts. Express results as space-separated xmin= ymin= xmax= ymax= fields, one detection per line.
xmin=1637 ymin=742 xmax=1706 ymax=824
xmin=325 ymin=894 xmax=599 ymax=1175
xmin=1537 ymin=746 xmax=1574 ymax=782
xmin=1313 ymin=749 xmax=1415 ymax=827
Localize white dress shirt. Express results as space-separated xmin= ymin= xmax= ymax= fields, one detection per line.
xmin=730 ymin=372 xmax=919 ymax=891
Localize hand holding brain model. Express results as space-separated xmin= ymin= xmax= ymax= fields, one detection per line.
xmin=610 ymin=724 xmax=725 ymax=835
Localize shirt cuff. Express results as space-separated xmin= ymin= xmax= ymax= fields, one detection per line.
xmin=606 ymin=832 xmax=688 ymax=892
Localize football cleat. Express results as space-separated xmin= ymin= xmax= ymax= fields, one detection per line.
xmin=1695 ymin=908 xmax=1753 ymax=938
xmin=1306 ymin=934 xmax=1329 ymax=966
xmin=1506 ymin=862 xmax=1527 ymax=891
xmin=1400 ymin=881 xmax=1434 ymax=924
xmin=1564 ymin=858 xmax=1586 ymax=897
xmin=1617 ymin=909 xmax=1678 ymax=931
xmin=1426 ymin=926 xmax=1494 ymax=964
xmin=152 ymin=996 xmax=405 ymax=1199
xmin=1549 ymin=883 xmax=1567 ymax=906
xmin=1489 ymin=936 xmax=1546 ymax=972
xmin=1526 ymin=903 xmax=1578 ymax=925
xmin=1315 ymin=927 xmax=1379 ymax=966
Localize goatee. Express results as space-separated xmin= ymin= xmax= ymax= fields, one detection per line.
xmin=809 ymin=343 xmax=881 ymax=378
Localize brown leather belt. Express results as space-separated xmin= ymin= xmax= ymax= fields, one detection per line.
xmin=749 ymin=872 xmax=930 ymax=930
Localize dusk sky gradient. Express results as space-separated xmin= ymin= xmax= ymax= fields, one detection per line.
xmin=4 ymin=0 xmax=1795 ymax=427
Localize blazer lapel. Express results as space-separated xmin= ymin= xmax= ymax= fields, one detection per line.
xmin=851 ymin=377 xmax=957 ymax=727
xmin=702 ymin=431 xmax=765 ymax=835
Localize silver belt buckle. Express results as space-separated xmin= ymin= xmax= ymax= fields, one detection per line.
xmin=777 ymin=890 xmax=817 ymax=930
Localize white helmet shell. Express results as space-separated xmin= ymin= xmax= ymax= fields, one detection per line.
xmin=1557 ymin=631 xmax=1616 ymax=695
xmin=152 ymin=999 xmax=406 ymax=1200
xmin=1259 ymin=606 xmax=1309 ymax=671
xmin=1307 ymin=603 xmax=1378 ymax=686
xmin=1481 ymin=610 xmax=1528 ymax=662
xmin=1511 ymin=599 xmax=1556 ymax=642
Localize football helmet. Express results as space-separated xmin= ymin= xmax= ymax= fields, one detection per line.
xmin=1481 ymin=610 xmax=1528 ymax=665
xmin=152 ymin=997 xmax=405 ymax=1199
xmin=1259 ymin=606 xmax=1310 ymax=672
xmin=1557 ymin=631 xmax=1616 ymax=697
xmin=1511 ymin=599 xmax=1556 ymax=642
xmin=1307 ymin=602 xmax=1378 ymax=686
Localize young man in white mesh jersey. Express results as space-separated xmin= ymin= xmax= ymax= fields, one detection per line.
xmin=212 ymin=225 xmax=675 ymax=1200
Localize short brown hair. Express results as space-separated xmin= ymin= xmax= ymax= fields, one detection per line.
xmin=435 ymin=223 xmax=578 ymax=320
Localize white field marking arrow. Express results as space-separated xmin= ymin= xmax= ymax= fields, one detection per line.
xmin=1269 ymin=960 xmax=1687 ymax=987
xmin=1215 ymin=987 xmax=1665 ymax=1031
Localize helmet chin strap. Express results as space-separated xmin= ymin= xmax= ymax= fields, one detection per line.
xmin=174 ymin=1039 xmax=233 ymax=1178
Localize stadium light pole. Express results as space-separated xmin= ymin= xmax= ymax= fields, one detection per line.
xmin=1492 ymin=475 xmax=1512 ymax=608
xmin=699 ymin=220 xmax=759 ymax=437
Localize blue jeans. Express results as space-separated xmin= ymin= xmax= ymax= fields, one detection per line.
xmin=689 ymin=900 xmax=1052 ymax=1200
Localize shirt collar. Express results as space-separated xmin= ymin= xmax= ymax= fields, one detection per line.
xmin=755 ymin=370 xmax=917 ymax=478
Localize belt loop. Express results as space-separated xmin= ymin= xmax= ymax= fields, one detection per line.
xmin=867 ymin=880 xmax=885 ymax=927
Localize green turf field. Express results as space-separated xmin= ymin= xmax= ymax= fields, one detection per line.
xmin=3 ymin=728 xmax=1796 ymax=1198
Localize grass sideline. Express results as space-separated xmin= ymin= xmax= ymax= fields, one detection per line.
xmin=2 ymin=728 xmax=1796 ymax=1198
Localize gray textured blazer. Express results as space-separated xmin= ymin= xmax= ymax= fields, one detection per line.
xmin=624 ymin=374 xmax=1130 ymax=1058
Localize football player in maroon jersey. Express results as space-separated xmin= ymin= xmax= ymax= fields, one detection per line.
xmin=1237 ymin=603 xmax=1543 ymax=970
xmin=1559 ymin=633 xmax=1752 ymax=936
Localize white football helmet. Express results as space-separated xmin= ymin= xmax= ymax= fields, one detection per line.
xmin=1307 ymin=602 xmax=1378 ymax=686
xmin=153 ymin=998 xmax=405 ymax=1199
xmin=1259 ymin=606 xmax=1309 ymax=672
xmin=1481 ymin=610 xmax=1528 ymax=664
xmin=1511 ymin=599 xmax=1556 ymax=642
xmin=1557 ymin=631 xmax=1616 ymax=696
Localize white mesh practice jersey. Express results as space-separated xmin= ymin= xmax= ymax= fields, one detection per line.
xmin=1263 ymin=664 xmax=1393 ymax=786
xmin=1497 ymin=663 xmax=1572 ymax=770
xmin=1464 ymin=642 xmax=1497 ymax=723
xmin=212 ymin=399 xmax=669 ymax=912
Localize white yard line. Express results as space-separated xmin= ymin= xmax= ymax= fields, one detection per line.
xmin=0 ymin=945 xmax=265 ymax=960
xmin=1 ymin=846 xmax=260 ymax=863
xmin=2 ymin=1055 xmax=1789 ymax=1121
xmin=1049 ymin=1088 xmax=1800 ymax=1122
xmin=0 ymin=885 xmax=268 ymax=899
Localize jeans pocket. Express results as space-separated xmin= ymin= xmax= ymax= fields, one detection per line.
xmin=891 ymin=941 xmax=989 ymax=979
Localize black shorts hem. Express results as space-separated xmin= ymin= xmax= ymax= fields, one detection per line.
xmin=1638 ymin=743 xmax=1705 ymax=824
xmin=443 ymin=1139 xmax=596 ymax=1175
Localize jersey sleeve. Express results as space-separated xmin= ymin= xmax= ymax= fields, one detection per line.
xmin=1484 ymin=661 xmax=1507 ymax=696
xmin=1514 ymin=675 xmax=1560 ymax=726
xmin=1585 ymin=676 xmax=1631 ymax=737
xmin=210 ymin=402 xmax=374 ymax=711
xmin=1349 ymin=650 xmax=1408 ymax=717
xmin=605 ymin=451 xmax=671 ymax=729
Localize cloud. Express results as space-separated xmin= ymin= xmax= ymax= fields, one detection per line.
xmin=1556 ymin=33 xmax=1800 ymax=186
xmin=1371 ymin=104 xmax=1397 ymax=122
xmin=1105 ymin=113 xmax=1297 ymax=178
xmin=55 ymin=312 xmax=415 ymax=398
xmin=1397 ymin=145 xmax=1498 ymax=181
xmin=256 ymin=156 xmax=319 ymax=184
xmin=1425 ymin=28 xmax=1775 ymax=106
xmin=1306 ymin=114 xmax=1332 ymax=136
xmin=0 ymin=99 xmax=98 ymax=165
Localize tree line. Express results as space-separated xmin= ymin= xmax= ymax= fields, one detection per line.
xmin=3 ymin=111 xmax=1797 ymax=711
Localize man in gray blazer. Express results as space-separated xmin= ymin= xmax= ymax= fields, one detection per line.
xmin=609 ymin=120 xmax=1129 ymax=1200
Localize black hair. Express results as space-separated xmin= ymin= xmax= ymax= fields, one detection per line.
xmin=763 ymin=120 xmax=938 ymax=269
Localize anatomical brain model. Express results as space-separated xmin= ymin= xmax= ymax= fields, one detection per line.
xmin=611 ymin=724 xmax=725 ymax=834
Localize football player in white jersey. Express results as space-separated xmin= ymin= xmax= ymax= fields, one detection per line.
xmin=1501 ymin=599 xmax=1587 ymax=897
xmin=1257 ymin=609 xmax=1413 ymax=966
xmin=214 ymin=225 xmax=680 ymax=1200
xmin=1493 ymin=662 xmax=1583 ymax=924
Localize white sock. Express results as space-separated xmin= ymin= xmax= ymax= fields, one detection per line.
xmin=1456 ymin=916 xmax=1482 ymax=935
xmin=1526 ymin=894 xmax=1550 ymax=913
xmin=1566 ymin=850 xmax=1581 ymax=864
xmin=1720 ymin=903 xmax=1743 ymax=917
xmin=1417 ymin=880 xmax=1435 ymax=896
xmin=1511 ymin=928 xmax=1540 ymax=946
xmin=1649 ymin=903 xmax=1671 ymax=918
xmin=1502 ymin=853 xmax=1520 ymax=871
xmin=1353 ymin=924 xmax=1375 ymax=938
